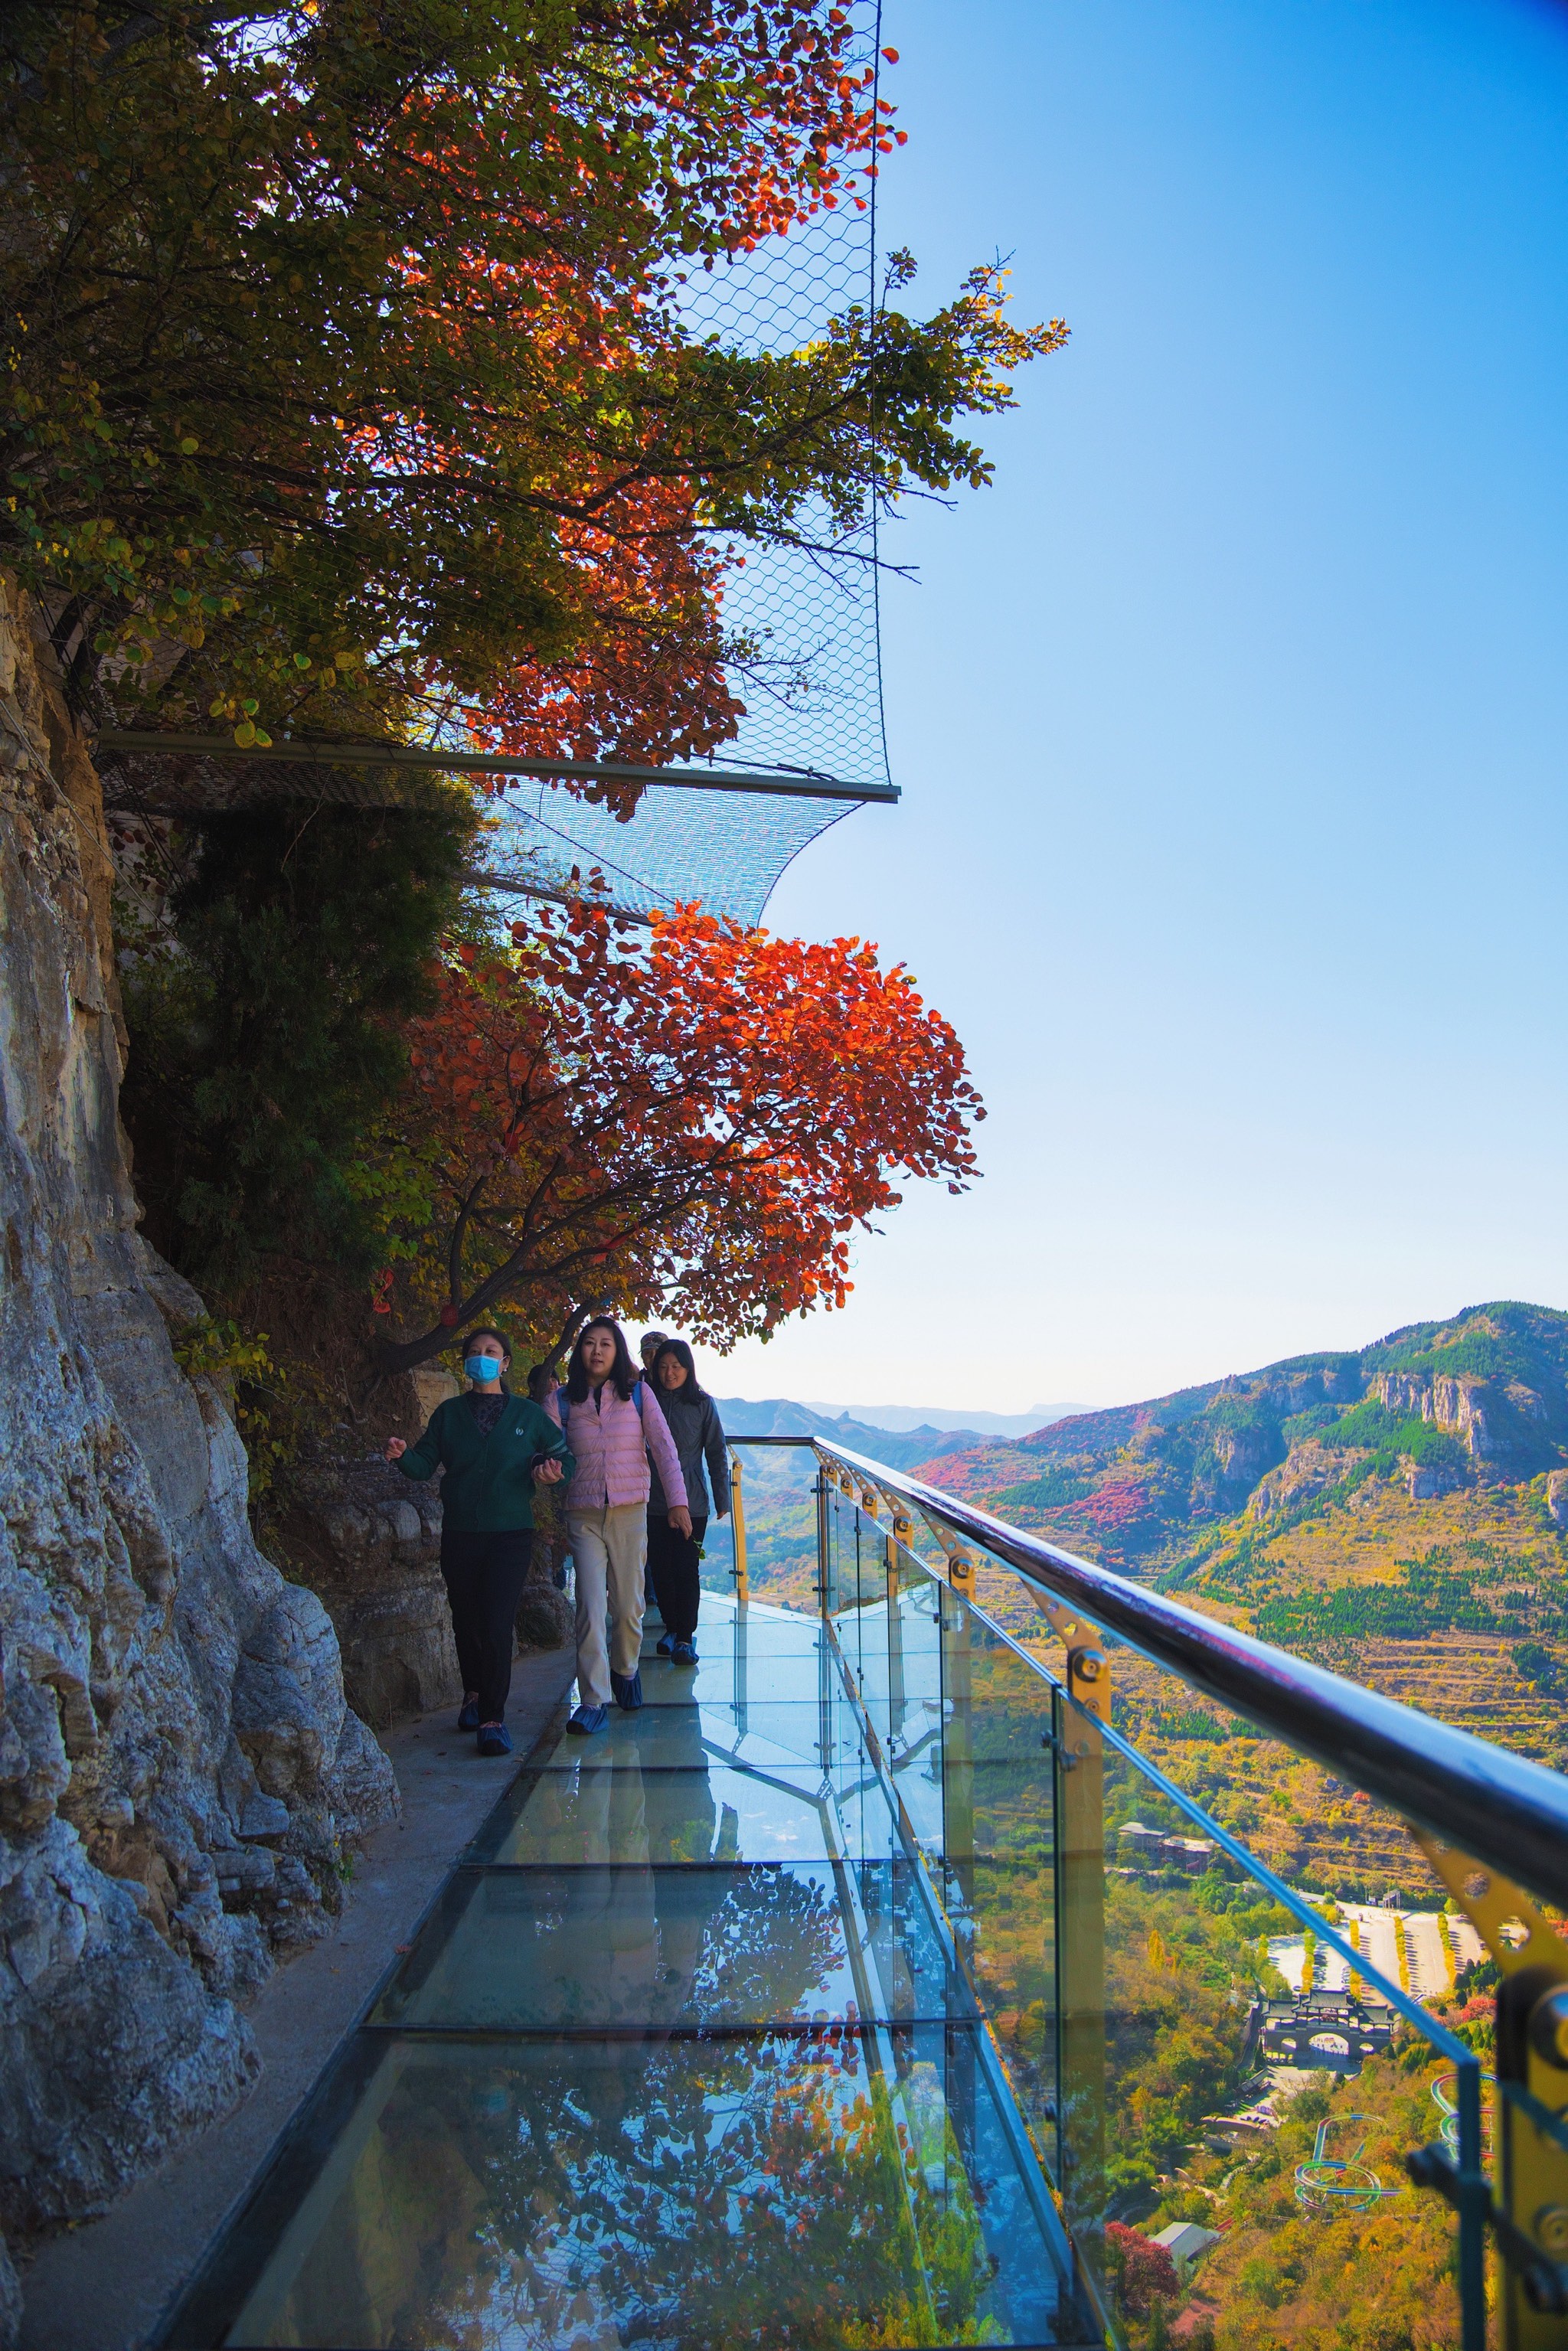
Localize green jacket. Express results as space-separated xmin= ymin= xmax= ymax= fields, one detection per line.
xmin=396 ymin=1393 xmax=574 ymax=1533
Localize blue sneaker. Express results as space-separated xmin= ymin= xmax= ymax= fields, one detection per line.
xmin=655 ymin=1633 xmax=675 ymax=1657
xmin=671 ymin=1640 xmax=697 ymax=1667
xmin=611 ymin=1670 xmax=644 ymax=1713
xmin=567 ymin=1704 xmax=608 ymax=1736
xmin=477 ymin=1722 xmax=513 ymax=1756
xmin=457 ymin=1696 xmax=480 ymax=1732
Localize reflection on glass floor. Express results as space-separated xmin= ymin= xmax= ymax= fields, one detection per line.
xmin=166 ymin=1595 xmax=1093 ymax=2350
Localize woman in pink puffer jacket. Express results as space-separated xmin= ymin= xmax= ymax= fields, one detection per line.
xmin=547 ymin=1317 xmax=688 ymax=1735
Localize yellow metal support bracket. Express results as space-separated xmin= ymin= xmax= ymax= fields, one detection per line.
xmin=920 ymin=1510 xmax=976 ymax=1603
xmin=729 ymin=1449 xmax=749 ymax=1607
xmin=1412 ymin=1828 xmax=1568 ymax=2341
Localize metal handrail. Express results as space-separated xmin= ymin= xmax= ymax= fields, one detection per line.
xmin=769 ymin=1433 xmax=1568 ymax=1912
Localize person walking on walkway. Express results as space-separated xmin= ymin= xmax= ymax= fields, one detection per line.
xmin=549 ymin=1318 xmax=688 ymax=1735
xmin=646 ymin=1340 xmax=730 ymax=1666
xmin=385 ymin=1328 xmax=573 ymax=1758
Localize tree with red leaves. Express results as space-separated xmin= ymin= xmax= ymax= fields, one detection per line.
xmin=371 ymin=896 xmax=982 ymax=1372
xmin=1104 ymin=2222 xmax=1181 ymax=2319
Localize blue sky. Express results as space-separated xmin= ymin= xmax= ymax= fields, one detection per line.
xmin=697 ymin=0 xmax=1568 ymax=1419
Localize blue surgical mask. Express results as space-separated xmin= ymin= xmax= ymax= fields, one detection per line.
xmin=466 ymin=1356 xmax=501 ymax=1385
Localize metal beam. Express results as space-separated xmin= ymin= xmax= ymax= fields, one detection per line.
xmin=93 ymin=730 xmax=899 ymax=805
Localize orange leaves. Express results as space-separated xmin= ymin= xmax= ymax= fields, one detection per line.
xmin=389 ymin=896 xmax=981 ymax=1353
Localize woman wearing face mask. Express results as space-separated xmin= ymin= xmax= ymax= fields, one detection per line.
xmin=547 ymin=1317 xmax=688 ymax=1735
xmin=385 ymin=1329 xmax=573 ymax=1757
xmin=645 ymin=1340 xmax=730 ymax=1666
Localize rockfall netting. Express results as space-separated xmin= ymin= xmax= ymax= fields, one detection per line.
xmin=483 ymin=0 xmax=892 ymax=926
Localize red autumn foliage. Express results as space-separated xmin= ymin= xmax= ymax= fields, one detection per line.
xmin=1084 ymin=1479 xmax=1154 ymax=1531
xmin=1104 ymin=2222 xmax=1180 ymax=2316
xmin=377 ymin=895 xmax=982 ymax=1370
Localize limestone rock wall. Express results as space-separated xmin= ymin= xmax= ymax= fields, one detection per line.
xmin=0 ymin=583 xmax=397 ymax=2332
xmin=1374 ymin=1367 xmax=1560 ymax=1471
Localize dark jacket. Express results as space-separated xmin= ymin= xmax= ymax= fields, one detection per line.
xmin=646 ymin=1385 xmax=730 ymax=1517
xmin=397 ymin=1393 xmax=573 ymax=1533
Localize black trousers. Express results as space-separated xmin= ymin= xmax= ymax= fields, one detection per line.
xmin=645 ymin=1512 xmax=707 ymax=1642
xmin=439 ymin=1527 xmax=533 ymax=1722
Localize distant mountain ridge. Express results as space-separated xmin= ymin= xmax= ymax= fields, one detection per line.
xmin=899 ymin=1301 xmax=1568 ymax=1577
xmin=711 ymin=1395 xmax=1001 ymax=1474
xmin=795 ymin=1400 xmax=1080 ymax=1438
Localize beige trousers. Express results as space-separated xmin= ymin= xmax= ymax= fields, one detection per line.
xmin=569 ymin=1503 xmax=648 ymax=1707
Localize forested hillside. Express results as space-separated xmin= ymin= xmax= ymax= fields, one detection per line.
xmin=904 ymin=1300 xmax=1568 ymax=1577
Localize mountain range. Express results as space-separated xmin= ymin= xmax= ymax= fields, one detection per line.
xmin=890 ymin=1299 xmax=1568 ymax=1582
xmin=792 ymin=1399 xmax=1080 ymax=1438
xmin=711 ymin=1395 xmax=1007 ymax=1471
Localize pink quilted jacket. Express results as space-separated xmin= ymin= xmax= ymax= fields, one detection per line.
xmin=545 ymin=1380 xmax=685 ymax=1511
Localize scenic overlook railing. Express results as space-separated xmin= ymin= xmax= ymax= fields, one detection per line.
xmin=727 ymin=1432 xmax=1568 ymax=2351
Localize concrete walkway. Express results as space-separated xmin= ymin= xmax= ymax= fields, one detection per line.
xmin=19 ymin=1644 xmax=575 ymax=2351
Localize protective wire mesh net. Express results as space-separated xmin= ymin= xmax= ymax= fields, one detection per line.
xmin=478 ymin=782 xmax=864 ymax=930
xmin=487 ymin=0 xmax=890 ymax=927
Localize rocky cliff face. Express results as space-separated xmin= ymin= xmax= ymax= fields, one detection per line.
xmin=1373 ymin=1367 xmax=1558 ymax=1468
xmin=0 ymin=585 xmax=397 ymax=2335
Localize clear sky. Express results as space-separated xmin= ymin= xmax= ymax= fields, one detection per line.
xmin=699 ymin=0 xmax=1568 ymax=1419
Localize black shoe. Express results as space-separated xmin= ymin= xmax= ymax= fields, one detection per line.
xmin=610 ymin=1669 xmax=644 ymax=1712
xmin=477 ymin=1722 xmax=513 ymax=1756
xmin=457 ymin=1696 xmax=480 ymax=1732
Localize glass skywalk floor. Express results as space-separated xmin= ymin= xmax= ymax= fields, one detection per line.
xmin=167 ymin=1597 xmax=1093 ymax=2350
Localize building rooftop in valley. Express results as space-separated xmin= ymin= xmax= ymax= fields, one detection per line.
xmin=1152 ymin=2222 xmax=1223 ymax=2266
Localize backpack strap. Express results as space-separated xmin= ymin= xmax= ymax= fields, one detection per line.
xmin=632 ymin=1378 xmax=644 ymax=1419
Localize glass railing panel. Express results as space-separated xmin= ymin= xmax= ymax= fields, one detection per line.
xmin=715 ymin=1448 xmax=822 ymax=1608
xmin=863 ymin=1549 xmax=948 ymax=1850
xmin=931 ymin=1589 xmax=1063 ymax=2194
xmin=1068 ymin=1689 xmax=1479 ymax=2349
xmin=862 ymin=1533 xmax=1491 ymax=2351
xmin=826 ymin=1477 xmax=883 ymax=1638
xmin=210 ymin=2026 xmax=1082 ymax=2351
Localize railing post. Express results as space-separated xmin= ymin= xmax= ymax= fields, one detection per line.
xmin=1057 ymin=1641 xmax=1109 ymax=2284
xmin=885 ymin=1513 xmax=908 ymax=1744
xmin=730 ymin=1448 xmax=749 ymax=1607
xmin=942 ymin=1562 xmax=975 ymax=1926
xmin=815 ymin=1460 xmax=831 ymax=1617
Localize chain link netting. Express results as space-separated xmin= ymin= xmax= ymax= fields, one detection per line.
xmin=488 ymin=0 xmax=890 ymax=927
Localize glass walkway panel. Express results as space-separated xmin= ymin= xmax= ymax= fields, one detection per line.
xmin=165 ymin=1438 xmax=1568 ymax=2349
xmin=167 ymin=1598 xmax=1094 ymax=2349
